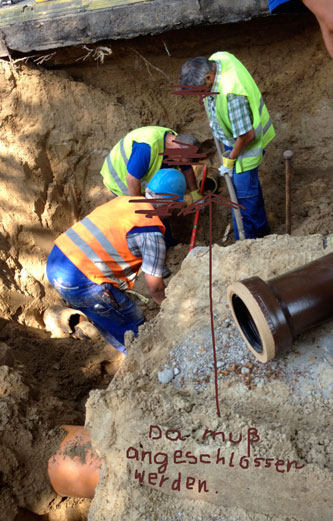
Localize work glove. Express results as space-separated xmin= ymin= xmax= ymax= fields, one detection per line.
xmin=223 ymin=150 xmax=236 ymax=169
xmin=219 ymin=164 xmax=233 ymax=178
xmin=190 ymin=189 xmax=204 ymax=202
xmin=219 ymin=150 xmax=236 ymax=177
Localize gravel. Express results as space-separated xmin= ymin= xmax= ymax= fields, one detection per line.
xmin=158 ymin=366 xmax=174 ymax=384
xmin=168 ymin=315 xmax=333 ymax=402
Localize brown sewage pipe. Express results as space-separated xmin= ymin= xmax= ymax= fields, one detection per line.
xmin=227 ymin=253 xmax=333 ymax=363
xmin=48 ymin=425 xmax=101 ymax=498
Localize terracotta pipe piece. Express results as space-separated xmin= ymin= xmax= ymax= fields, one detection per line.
xmin=43 ymin=306 xmax=87 ymax=336
xmin=48 ymin=425 xmax=101 ymax=498
xmin=227 ymin=253 xmax=333 ymax=363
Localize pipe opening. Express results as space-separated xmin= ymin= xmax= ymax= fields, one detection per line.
xmin=68 ymin=313 xmax=82 ymax=333
xmin=203 ymin=177 xmax=218 ymax=194
xmin=231 ymin=294 xmax=263 ymax=353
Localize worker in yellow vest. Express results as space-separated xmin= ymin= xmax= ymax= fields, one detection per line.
xmin=101 ymin=125 xmax=203 ymax=254
xmin=46 ymin=168 xmax=186 ymax=354
xmin=179 ymin=52 xmax=276 ymax=240
xmin=100 ymin=126 xmax=202 ymax=201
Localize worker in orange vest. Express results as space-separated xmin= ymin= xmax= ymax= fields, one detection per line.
xmin=46 ymin=169 xmax=186 ymax=353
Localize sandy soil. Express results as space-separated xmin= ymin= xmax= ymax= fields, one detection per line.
xmin=0 ymin=10 xmax=332 ymax=521
xmin=86 ymin=235 xmax=333 ymax=521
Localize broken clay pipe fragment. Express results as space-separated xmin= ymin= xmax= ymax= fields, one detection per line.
xmin=48 ymin=425 xmax=101 ymax=498
xmin=43 ymin=305 xmax=87 ymax=337
xmin=227 ymin=253 xmax=333 ymax=363
xmin=43 ymin=305 xmax=100 ymax=340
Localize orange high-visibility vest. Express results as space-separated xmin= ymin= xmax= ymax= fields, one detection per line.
xmin=55 ymin=196 xmax=165 ymax=290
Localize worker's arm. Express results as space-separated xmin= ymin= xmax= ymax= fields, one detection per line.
xmin=130 ymin=229 xmax=167 ymax=304
xmin=229 ymin=128 xmax=255 ymax=159
xmin=144 ymin=274 xmax=166 ymax=304
xmin=227 ymin=94 xmax=255 ymax=160
xmin=302 ymin=0 xmax=333 ymax=57
xmin=126 ymin=142 xmax=151 ymax=196
xmin=182 ymin=166 xmax=198 ymax=191
xmin=126 ymin=172 xmax=142 ymax=196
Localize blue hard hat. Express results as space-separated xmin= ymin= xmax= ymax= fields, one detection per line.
xmin=147 ymin=168 xmax=186 ymax=202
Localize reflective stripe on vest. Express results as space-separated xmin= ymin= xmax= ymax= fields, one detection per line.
xmin=119 ymin=139 xmax=129 ymax=165
xmin=65 ymin=227 xmax=121 ymax=284
xmin=73 ymin=217 xmax=136 ymax=279
xmin=259 ymin=97 xmax=265 ymax=115
xmin=106 ymin=154 xmax=129 ymax=195
xmin=252 ymin=99 xmax=272 ymax=139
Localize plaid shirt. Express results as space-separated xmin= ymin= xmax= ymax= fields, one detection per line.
xmin=127 ymin=231 xmax=166 ymax=278
xmin=207 ymin=61 xmax=253 ymax=146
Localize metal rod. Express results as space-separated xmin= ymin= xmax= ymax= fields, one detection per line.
xmin=283 ymin=150 xmax=293 ymax=235
xmin=212 ymin=134 xmax=246 ymax=241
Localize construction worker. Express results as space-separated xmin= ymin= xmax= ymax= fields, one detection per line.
xmin=101 ymin=125 xmax=203 ymax=256
xmin=46 ymin=168 xmax=186 ymax=354
xmin=267 ymin=0 xmax=333 ymax=57
xmin=100 ymin=126 xmax=202 ymax=201
xmin=179 ymin=52 xmax=275 ymax=240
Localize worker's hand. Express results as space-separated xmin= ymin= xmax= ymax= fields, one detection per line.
xmin=219 ymin=164 xmax=233 ymax=178
xmin=190 ymin=189 xmax=204 ymax=202
xmin=144 ymin=274 xmax=166 ymax=305
xmin=222 ymin=150 xmax=236 ymax=170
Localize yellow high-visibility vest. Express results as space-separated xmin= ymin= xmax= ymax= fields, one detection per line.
xmin=205 ymin=52 xmax=275 ymax=173
xmin=100 ymin=126 xmax=176 ymax=195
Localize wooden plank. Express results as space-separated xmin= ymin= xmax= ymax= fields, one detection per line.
xmin=0 ymin=0 xmax=269 ymax=56
xmin=0 ymin=0 xmax=149 ymax=28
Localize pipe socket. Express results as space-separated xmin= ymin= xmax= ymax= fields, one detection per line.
xmin=227 ymin=253 xmax=333 ymax=363
xmin=44 ymin=306 xmax=87 ymax=337
xmin=48 ymin=425 xmax=101 ymax=498
xmin=197 ymin=167 xmax=219 ymax=194
xmin=43 ymin=305 xmax=100 ymax=339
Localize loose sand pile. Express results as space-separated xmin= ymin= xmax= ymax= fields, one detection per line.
xmin=86 ymin=235 xmax=333 ymax=521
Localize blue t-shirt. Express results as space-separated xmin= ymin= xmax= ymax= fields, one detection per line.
xmin=127 ymin=139 xmax=190 ymax=180
xmin=268 ymin=0 xmax=289 ymax=11
xmin=268 ymin=0 xmax=306 ymax=12
xmin=127 ymin=142 xmax=152 ymax=180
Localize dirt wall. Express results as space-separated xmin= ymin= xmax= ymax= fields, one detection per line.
xmin=0 ymin=13 xmax=332 ymax=329
xmin=0 ymin=10 xmax=332 ymax=521
xmin=1 ymin=14 xmax=332 ymax=332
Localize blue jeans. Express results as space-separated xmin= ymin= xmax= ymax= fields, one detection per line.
xmin=231 ymin=166 xmax=270 ymax=241
xmin=46 ymin=246 xmax=144 ymax=354
xmin=224 ymin=146 xmax=269 ymax=241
